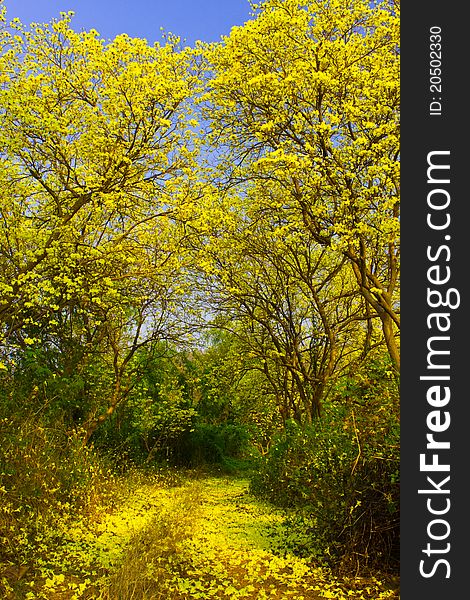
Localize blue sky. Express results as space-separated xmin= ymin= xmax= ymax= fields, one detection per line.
xmin=4 ymin=0 xmax=254 ymax=45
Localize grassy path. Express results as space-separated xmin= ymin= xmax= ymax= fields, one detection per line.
xmin=178 ymin=477 xmax=337 ymax=599
xmin=100 ymin=475 xmax=398 ymax=600
xmin=4 ymin=474 xmax=398 ymax=599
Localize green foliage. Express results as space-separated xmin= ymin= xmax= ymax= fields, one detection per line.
xmin=250 ymin=358 xmax=399 ymax=573
xmin=90 ymin=346 xmax=198 ymax=465
xmin=181 ymin=423 xmax=252 ymax=472
xmin=88 ymin=336 xmax=270 ymax=473
xmin=1 ymin=344 xmax=110 ymax=432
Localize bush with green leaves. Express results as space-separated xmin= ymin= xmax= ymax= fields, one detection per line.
xmin=88 ymin=345 xmax=198 ymax=465
xmin=250 ymin=357 xmax=399 ymax=574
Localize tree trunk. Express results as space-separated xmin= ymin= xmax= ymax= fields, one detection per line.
xmin=381 ymin=312 xmax=400 ymax=374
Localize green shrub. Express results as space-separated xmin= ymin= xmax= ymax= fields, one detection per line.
xmin=249 ymin=359 xmax=399 ymax=574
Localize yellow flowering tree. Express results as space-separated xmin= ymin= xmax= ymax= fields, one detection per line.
xmin=0 ymin=9 xmax=202 ymax=430
xmin=196 ymin=184 xmax=375 ymax=422
xmin=203 ymin=0 xmax=400 ymax=371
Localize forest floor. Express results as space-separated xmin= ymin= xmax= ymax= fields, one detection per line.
xmin=2 ymin=474 xmax=399 ymax=599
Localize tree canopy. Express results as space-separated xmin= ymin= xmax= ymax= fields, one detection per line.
xmin=0 ymin=0 xmax=399 ymax=429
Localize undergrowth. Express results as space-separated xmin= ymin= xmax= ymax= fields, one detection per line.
xmin=0 ymin=414 xmax=173 ymax=598
xmin=249 ymin=361 xmax=400 ymax=576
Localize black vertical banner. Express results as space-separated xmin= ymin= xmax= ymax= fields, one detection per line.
xmin=401 ymin=3 xmax=468 ymax=598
